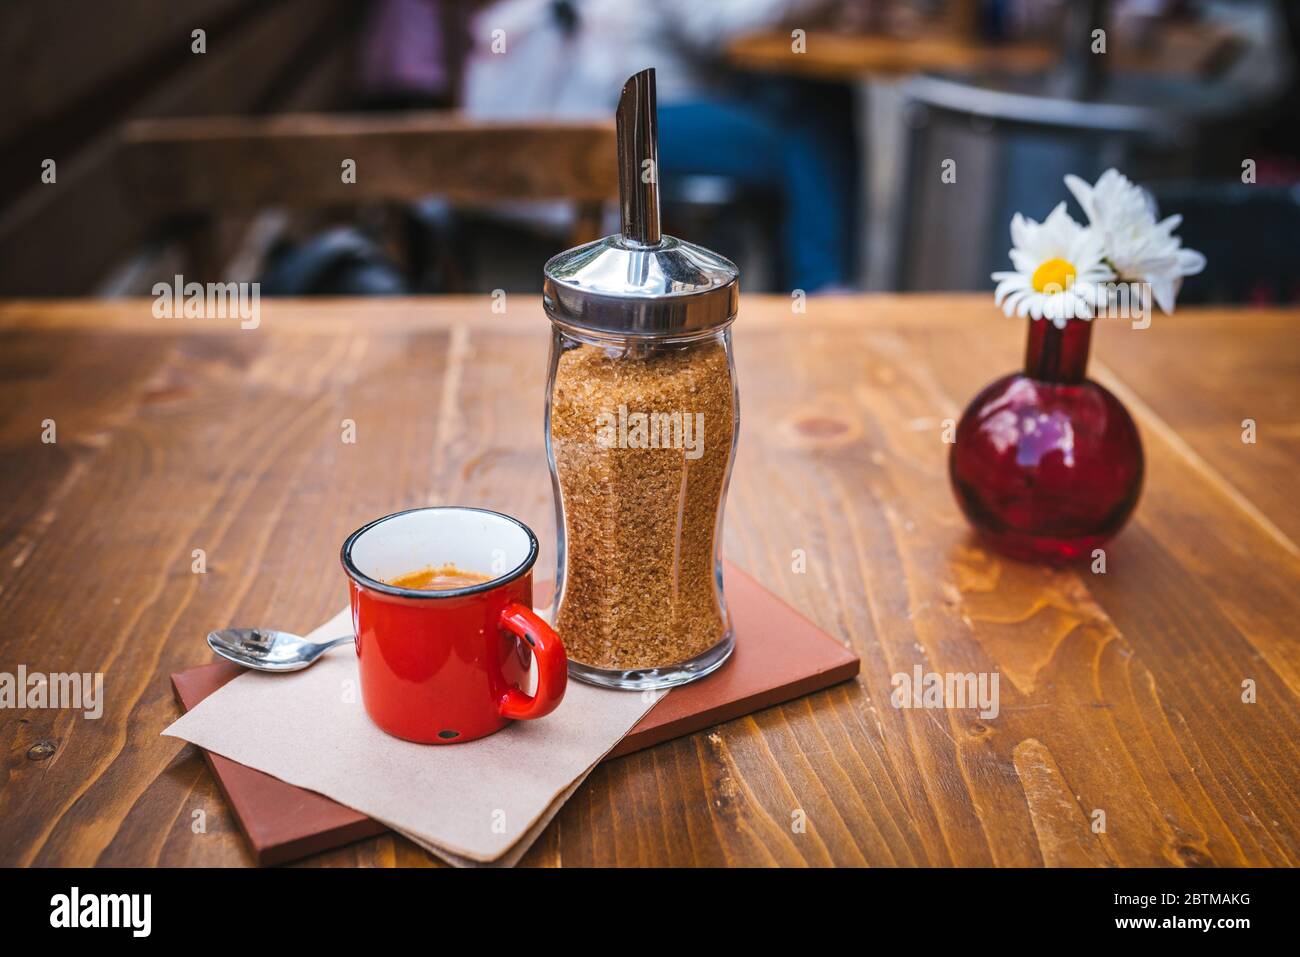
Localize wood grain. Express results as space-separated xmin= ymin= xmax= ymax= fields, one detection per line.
xmin=727 ymin=31 xmax=1055 ymax=81
xmin=0 ymin=294 xmax=1296 ymax=867
xmin=120 ymin=112 xmax=619 ymax=213
xmin=726 ymin=27 xmax=1237 ymax=83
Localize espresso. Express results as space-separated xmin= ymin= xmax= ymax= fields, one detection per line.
xmin=385 ymin=564 xmax=493 ymax=591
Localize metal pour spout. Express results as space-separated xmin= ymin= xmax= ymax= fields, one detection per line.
xmin=543 ymin=66 xmax=738 ymax=336
xmin=616 ymin=68 xmax=661 ymax=246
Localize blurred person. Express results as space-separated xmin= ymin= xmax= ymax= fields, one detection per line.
xmin=461 ymin=0 xmax=856 ymax=292
xmin=359 ymin=0 xmax=453 ymax=109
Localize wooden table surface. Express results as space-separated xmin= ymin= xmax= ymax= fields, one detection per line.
xmin=726 ymin=28 xmax=1234 ymax=83
xmin=728 ymin=31 xmax=1056 ymax=81
xmin=1 ymin=294 xmax=1297 ymax=867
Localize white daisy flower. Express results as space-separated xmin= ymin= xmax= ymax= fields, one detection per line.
xmin=1065 ymin=168 xmax=1206 ymax=314
xmin=991 ymin=202 xmax=1114 ymax=329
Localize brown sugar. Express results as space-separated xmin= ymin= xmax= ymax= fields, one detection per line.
xmin=549 ymin=335 xmax=736 ymax=671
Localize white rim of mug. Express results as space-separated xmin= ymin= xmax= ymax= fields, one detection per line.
xmin=340 ymin=506 xmax=538 ymax=601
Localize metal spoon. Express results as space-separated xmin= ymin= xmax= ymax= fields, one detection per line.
xmin=206 ymin=628 xmax=354 ymax=672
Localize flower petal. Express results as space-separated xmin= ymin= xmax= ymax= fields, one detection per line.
xmin=1009 ymin=212 xmax=1030 ymax=251
xmin=993 ymin=278 xmax=1023 ymax=306
xmin=1150 ymin=276 xmax=1178 ymax=314
xmin=1064 ymin=174 xmax=1096 ymax=223
xmin=1176 ymin=247 xmax=1206 ymax=276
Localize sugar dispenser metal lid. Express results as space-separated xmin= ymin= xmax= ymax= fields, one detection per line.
xmin=542 ymin=68 xmax=739 ymax=337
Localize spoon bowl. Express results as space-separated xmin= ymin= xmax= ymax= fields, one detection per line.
xmin=207 ymin=628 xmax=354 ymax=672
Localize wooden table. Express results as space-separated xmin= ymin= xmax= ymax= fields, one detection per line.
xmin=2 ymin=295 xmax=1297 ymax=867
xmin=727 ymin=27 xmax=1238 ymax=83
xmin=728 ymin=31 xmax=1056 ymax=81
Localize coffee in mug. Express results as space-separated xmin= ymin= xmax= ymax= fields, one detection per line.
xmin=385 ymin=564 xmax=493 ymax=591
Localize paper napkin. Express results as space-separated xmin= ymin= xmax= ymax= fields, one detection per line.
xmin=163 ymin=609 xmax=660 ymax=865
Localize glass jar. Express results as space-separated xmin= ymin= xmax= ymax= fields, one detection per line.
xmin=543 ymin=298 xmax=739 ymax=689
xmin=542 ymin=67 xmax=741 ymax=689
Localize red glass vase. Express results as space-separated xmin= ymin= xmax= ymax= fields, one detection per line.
xmin=949 ymin=318 xmax=1143 ymax=563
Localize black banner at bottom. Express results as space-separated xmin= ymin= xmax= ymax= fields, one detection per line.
xmin=0 ymin=866 xmax=1282 ymax=942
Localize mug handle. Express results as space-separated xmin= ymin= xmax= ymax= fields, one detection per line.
xmin=496 ymin=603 xmax=568 ymax=720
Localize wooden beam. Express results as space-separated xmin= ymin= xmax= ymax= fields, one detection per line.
xmin=119 ymin=112 xmax=619 ymax=214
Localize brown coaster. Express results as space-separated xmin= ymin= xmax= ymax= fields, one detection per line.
xmin=170 ymin=561 xmax=858 ymax=865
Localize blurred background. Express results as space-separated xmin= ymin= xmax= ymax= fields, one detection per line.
xmin=1 ymin=0 xmax=1297 ymax=302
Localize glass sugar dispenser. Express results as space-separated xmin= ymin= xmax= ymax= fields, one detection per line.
xmin=542 ymin=69 xmax=740 ymax=690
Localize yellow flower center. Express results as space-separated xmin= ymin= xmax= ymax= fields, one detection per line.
xmin=1031 ymin=258 xmax=1076 ymax=293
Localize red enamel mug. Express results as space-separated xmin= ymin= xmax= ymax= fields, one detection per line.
xmin=341 ymin=507 xmax=567 ymax=744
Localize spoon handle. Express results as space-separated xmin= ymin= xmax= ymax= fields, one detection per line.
xmin=317 ymin=635 xmax=355 ymax=650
